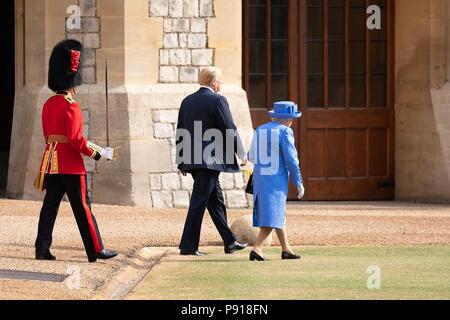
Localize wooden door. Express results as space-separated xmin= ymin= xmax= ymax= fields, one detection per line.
xmin=243 ymin=0 xmax=395 ymax=201
xmin=0 ymin=0 xmax=15 ymax=191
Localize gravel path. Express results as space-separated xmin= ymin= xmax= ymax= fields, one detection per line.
xmin=0 ymin=199 xmax=449 ymax=300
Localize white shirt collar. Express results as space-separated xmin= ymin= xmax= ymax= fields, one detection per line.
xmin=200 ymin=86 xmax=215 ymax=93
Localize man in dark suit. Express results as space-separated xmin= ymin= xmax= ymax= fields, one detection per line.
xmin=176 ymin=67 xmax=248 ymax=256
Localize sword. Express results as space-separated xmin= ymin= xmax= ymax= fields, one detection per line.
xmin=105 ymin=59 xmax=110 ymax=148
xmin=105 ymin=60 xmax=119 ymax=161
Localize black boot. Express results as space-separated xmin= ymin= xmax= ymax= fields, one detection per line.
xmin=36 ymin=251 xmax=56 ymax=261
xmin=88 ymin=249 xmax=118 ymax=263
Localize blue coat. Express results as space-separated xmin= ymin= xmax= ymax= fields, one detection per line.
xmin=248 ymin=122 xmax=303 ymax=229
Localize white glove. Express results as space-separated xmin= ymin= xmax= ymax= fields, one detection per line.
xmin=101 ymin=147 xmax=116 ymax=161
xmin=240 ymin=155 xmax=248 ymax=167
xmin=297 ymin=184 xmax=305 ymax=200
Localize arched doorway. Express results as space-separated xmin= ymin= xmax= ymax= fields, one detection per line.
xmin=0 ymin=0 xmax=15 ymax=196
xmin=243 ymin=0 xmax=395 ymax=201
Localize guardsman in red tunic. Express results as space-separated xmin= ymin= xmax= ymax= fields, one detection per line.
xmin=34 ymin=39 xmax=118 ymax=263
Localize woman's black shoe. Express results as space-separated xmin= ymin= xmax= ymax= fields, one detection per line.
xmin=281 ymin=252 xmax=301 ymax=260
xmin=250 ymin=251 xmax=267 ymax=261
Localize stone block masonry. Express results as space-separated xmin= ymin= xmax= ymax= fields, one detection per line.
xmin=150 ymin=0 xmax=215 ymax=83
xmin=65 ymin=0 xmax=101 ymax=85
xmin=151 ymin=171 xmax=249 ymax=209
xmin=7 ymin=0 xmax=255 ymax=210
xmin=147 ymin=0 xmax=251 ymax=209
xmin=57 ymin=1 xmax=248 ymax=209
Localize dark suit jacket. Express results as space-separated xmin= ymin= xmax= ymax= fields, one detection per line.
xmin=176 ymin=87 xmax=245 ymax=173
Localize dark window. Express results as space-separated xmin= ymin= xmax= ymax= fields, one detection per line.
xmin=244 ymin=0 xmax=389 ymax=110
xmin=243 ymin=0 xmax=290 ymax=110
xmin=305 ymin=0 xmax=389 ymax=109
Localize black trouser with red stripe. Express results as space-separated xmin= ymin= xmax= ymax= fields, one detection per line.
xmin=35 ymin=174 xmax=104 ymax=257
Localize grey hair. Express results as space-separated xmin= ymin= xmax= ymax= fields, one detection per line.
xmin=271 ymin=118 xmax=294 ymax=125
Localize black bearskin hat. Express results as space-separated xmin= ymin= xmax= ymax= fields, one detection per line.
xmin=48 ymin=39 xmax=83 ymax=92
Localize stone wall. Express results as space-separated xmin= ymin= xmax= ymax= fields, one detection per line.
xmin=66 ymin=0 xmax=101 ymax=84
xmin=7 ymin=0 xmax=254 ymax=209
xmin=144 ymin=1 xmax=251 ymax=208
xmin=84 ymin=84 xmax=251 ymax=209
xmin=395 ymin=0 xmax=450 ymax=202
xmin=149 ymin=0 xmax=215 ymax=83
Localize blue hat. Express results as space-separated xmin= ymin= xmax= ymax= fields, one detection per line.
xmin=268 ymin=101 xmax=302 ymax=119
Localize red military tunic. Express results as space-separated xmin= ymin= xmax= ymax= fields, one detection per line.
xmin=35 ymin=93 xmax=102 ymax=190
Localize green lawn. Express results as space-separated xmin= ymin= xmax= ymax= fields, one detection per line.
xmin=128 ymin=246 xmax=450 ymax=300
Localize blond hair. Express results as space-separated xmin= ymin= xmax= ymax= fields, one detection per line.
xmin=199 ymin=67 xmax=222 ymax=86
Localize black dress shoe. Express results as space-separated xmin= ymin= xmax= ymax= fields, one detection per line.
xmin=249 ymin=250 xmax=268 ymax=261
xmin=88 ymin=249 xmax=118 ymax=263
xmin=180 ymin=250 xmax=207 ymax=256
xmin=36 ymin=251 xmax=56 ymax=261
xmin=281 ymin=252 xmax=301 ymax=260
xmin=225 ymin=241 xmax=248 ymax=254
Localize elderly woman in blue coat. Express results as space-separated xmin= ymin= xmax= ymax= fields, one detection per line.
xmin=248 ymin=101 xmax=305 ymax=261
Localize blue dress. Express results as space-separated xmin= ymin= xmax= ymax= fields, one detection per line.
xmin=248 ymin=122 xmax=303 ymax=229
